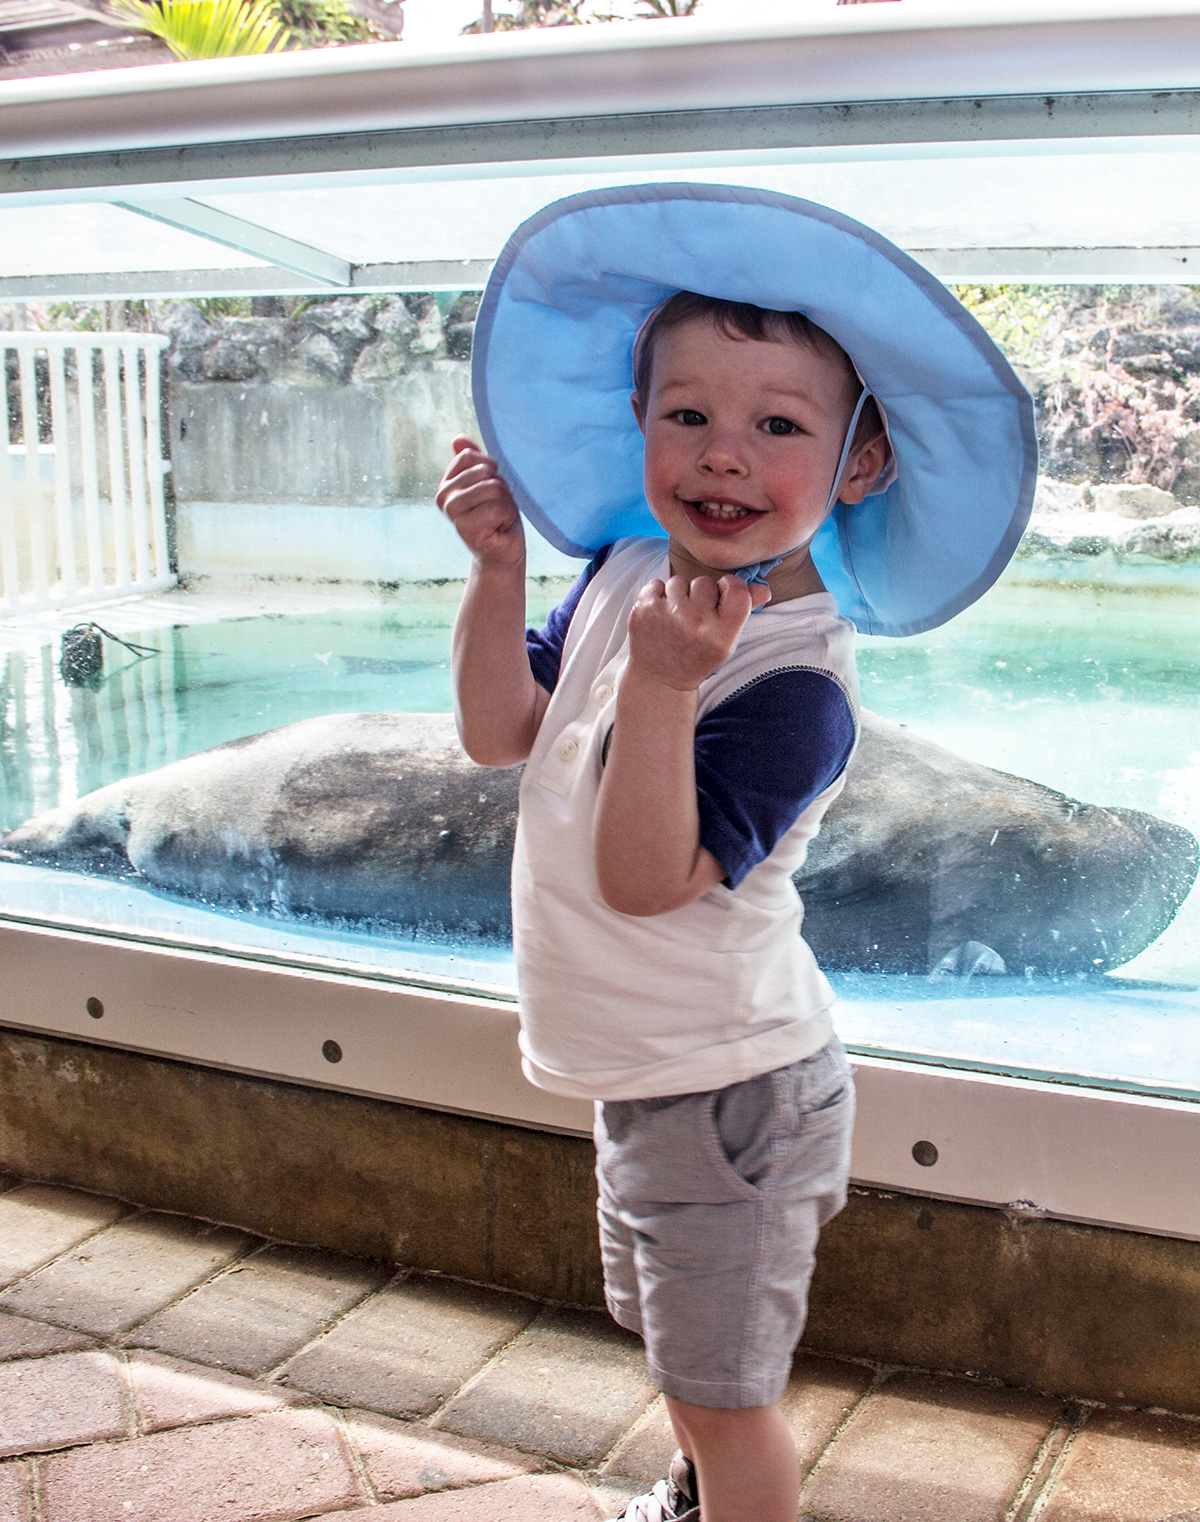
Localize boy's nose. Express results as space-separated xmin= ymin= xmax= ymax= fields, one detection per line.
xmin=697 ymin=438 xmax=749 ymax=476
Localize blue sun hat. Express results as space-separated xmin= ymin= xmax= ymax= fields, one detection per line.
xmin=470 ymin=182 xmax=1037 ymax=638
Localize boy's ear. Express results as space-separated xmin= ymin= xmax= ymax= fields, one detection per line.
xmin=839 ymin=430 xmax=891 ymax=505
xmin=630 ymin=392 xmax=646 ymax=434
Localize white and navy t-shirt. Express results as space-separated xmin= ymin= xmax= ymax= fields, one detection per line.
xmin=512 ymin=537 xmax=861 ymax=1102
xmin=527 ymin=544 xmax=857 ymax=888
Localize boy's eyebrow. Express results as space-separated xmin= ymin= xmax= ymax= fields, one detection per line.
xmin=654 ymin=375 xmax=834 ymax=408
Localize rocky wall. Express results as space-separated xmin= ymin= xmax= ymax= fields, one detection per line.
xmin=159 ymin=286 xmax=1200 ymax=564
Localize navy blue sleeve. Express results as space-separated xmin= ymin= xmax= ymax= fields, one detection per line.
xmin=694 ymin=669 xmax=856 ymax=889
xmin=526 ymin=544 xmax=613 ymax=693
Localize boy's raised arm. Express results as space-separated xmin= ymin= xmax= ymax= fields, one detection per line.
xmin=438 ymin=436 xmax=550 ymax=766
xmin=595 ymin=573 xmax=768 ymax=916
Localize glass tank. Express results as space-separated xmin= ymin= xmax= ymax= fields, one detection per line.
xmin=2 ymin=146 xmax=1198 ymax=1103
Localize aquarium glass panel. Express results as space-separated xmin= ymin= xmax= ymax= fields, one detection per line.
xmin=2 ymin=222 xmax=1198 ymax=1101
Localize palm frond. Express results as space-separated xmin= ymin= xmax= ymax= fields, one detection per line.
xmin=109 ymin=0 xmax=286 ymax=58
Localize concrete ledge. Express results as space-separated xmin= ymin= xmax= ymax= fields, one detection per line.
xmin=3 ymin=1025 xmax=1199 ymax=1414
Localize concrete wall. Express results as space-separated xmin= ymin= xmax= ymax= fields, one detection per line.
xmin=163 ymin=352 xmax=585 ymax=585
xmin=170 ymin=365 xmax=477 ymax=508
xmin=5 ymin=1024 xmax=1200 ymax=1416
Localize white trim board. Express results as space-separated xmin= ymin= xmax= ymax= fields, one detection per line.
xmin=4 ymin=4 xmax=1200 ymax=165
xmin=2 ymin=247 xmax=1199 ymax=301
xmin=3 ymin=916 xmax=1198 ymax=1241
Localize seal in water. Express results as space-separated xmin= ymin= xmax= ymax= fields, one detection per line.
xmin=3 ymin=710 xmax=1195 ymax=976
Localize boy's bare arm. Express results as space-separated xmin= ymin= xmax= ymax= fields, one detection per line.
xmin=438 ymin=436 xmax=550 ymax=766
xmin=595 ymin=574 xmax=768 ymax=916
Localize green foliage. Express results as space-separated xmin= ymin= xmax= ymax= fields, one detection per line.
xmin=194 ymin=297 xmax=254 ymax=320
xmin=463 ymin=0 xmax=583 ymax=28
xmin=271 ymin=0 xmax=373 ymax=44
xmin=41 ymin=301 xmax=154 ymax=332
xmin=46 ymin=302 xmax=106 ymax=332
xmin=463 ymin=0 xmax=700 ymax=29
xmin=949 ymin=284 xmax=1068 ymax=369
xmin=109 ymin=0 xmax=285 ymax=59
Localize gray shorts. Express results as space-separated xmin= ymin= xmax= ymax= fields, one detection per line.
xmin=594 ymin=1037 xmax=854 ymax=1410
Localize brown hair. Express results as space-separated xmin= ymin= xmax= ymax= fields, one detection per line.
xmin=633 ymin=291 xmax=882 ymax=449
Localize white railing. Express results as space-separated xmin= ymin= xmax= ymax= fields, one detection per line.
xmin=0 ymin=332 xmax=175 ymax=617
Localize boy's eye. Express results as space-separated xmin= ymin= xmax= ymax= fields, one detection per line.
xmin=764 ymin=416 xmax=801 ymax=436
xmin=674 ymin=409 xmax=707 ymax=427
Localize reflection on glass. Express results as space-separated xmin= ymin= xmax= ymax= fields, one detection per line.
xmin=1 ymin=284 xmax=1198 ymax=1098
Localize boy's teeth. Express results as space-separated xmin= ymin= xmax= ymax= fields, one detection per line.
xmin=697 ymin=501 xmax=750 ymax=520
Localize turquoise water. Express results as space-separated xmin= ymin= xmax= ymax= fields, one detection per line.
xmin=856 ymin=568 xmax=1200 ymax=987
xmin=2 ymin=568 xmax=1199 ymax=1097
xmin=0 ymin=610 xmax=463 ymax=830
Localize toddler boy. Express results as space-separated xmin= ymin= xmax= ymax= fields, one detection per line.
xmin=436 ymin=184 xmax=1033 ymax=1522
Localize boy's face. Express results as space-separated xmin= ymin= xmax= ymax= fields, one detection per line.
xmin=633 ymin=316 xmax=860 ymax=573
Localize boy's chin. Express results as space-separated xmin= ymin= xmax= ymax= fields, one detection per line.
xmin=667 ymin=530 xmax=780 ymax=573
xmin=667 ymin=538 xmax=767 ymax=578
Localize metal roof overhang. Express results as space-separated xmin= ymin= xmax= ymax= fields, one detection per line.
xmin=1 ymin=0 xmax=1199 ymax=297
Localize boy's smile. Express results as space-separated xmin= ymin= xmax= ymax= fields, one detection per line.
xmin=633 ymin=316 xmax=876 ymax=592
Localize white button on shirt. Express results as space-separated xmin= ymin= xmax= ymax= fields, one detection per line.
xmin=593 ymin=684 xmax=614 ymax=707
xmin=556 ymin=738 xmax=579 ymax=762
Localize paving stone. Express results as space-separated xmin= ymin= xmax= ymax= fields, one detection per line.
xmin=1038 ymin=1409 xmax=1200 ymax=1522
xmin=340 ymin=1474 xmax=603 ymax=1519
xmin=38 ymin=1407 xmax=365 ymax=1522
xmin=283 ymin=1275 xmax=536 ymax=1419
xmin=0 ymin=1461 xmax=32 ymax=1522
xmin=602 ymin=1352 xmax=874 ymax=1486
xmin=0 ymin=1212 xmax=254 ymax=1337
xmin=0 ymin=1185 xmax=129 ymax=1289
xmin=800 ymin=1372 xmax=1060 ymax=1522
xmin=585 ymin=1475 xmax=644 ymax=1519
xmin=601 ymin=1394 xmax=677 ymax=1486
xmin=0 ymin=1311 xmax=94 ymax=1362
xmin=128 ymin=1244 xmax=389 ymax=1376
xmin=129 ymin=1350 xmax=307 ymax=1433
xmin=784 ymin=1354 xmax=877 ymax=1473
xmin=435 ymin=1308 xmax=656 ymax=1468
xmin=346 ymin=1410 xmax=539 ymax=1500
xmin=0 ymin=1350 xmax=129 ymax=1458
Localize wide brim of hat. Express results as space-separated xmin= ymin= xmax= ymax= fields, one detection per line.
xmin=471 ymin=182 xmax=1037 ymax=637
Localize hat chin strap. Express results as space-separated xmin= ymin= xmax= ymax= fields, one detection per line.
xmin=731 ymin=388 xmax=873 ymax=606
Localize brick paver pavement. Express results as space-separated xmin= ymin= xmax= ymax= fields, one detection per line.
xmin=1 ymin=1175 xmax=1198 ymax=1521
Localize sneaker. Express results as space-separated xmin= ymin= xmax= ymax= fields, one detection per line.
xmin=612 ymin=1450 xmax=700 ymax=1521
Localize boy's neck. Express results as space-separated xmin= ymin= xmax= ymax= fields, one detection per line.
xmin=667 ymin=539 xmax=828 ymax=605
